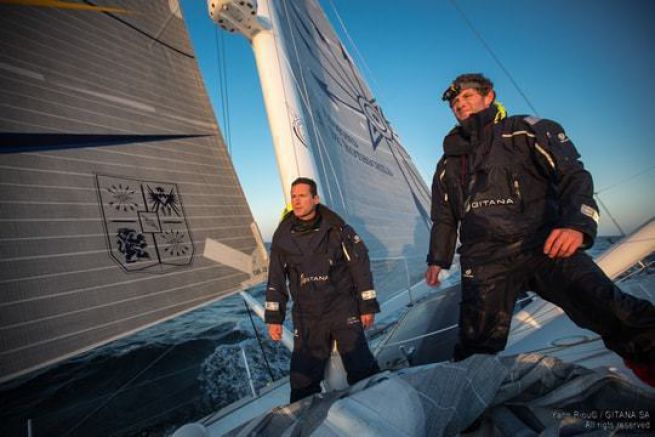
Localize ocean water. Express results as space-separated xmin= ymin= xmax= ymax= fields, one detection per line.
xmin=0 ymin=286 xmax=290 ymax=437
xmin=0 ymin=238 xmax=617 ymax=436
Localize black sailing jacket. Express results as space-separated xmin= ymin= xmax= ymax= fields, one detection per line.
xmin=265 ymin=205 xmax=380 ymax=325
xmin=427 ymin=105 xmax=600 ymax=268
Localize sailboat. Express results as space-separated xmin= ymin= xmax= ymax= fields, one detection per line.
xmin=0 ymin=0 xmax=652 ymax=436
xmin=169 ymin=1 xmax=655 ymax=435
xmin=0 ymin=0 xmax=434 ymax=434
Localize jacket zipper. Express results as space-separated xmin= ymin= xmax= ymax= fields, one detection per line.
xmin=513 ymin=176 xmax=524 ymax=212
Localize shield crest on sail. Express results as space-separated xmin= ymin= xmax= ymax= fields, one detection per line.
xmin=97 ymin=175 xmax=194 ymax=272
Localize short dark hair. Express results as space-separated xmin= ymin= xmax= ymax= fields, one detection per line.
xmin=291 ymin=177 xmax=317 ymax=196
xmin=442 ymin=73 xmax=494 ymax=103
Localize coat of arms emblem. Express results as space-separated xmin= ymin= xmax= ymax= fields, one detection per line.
xmin=97 ymin=175 xmax=194 ymax=272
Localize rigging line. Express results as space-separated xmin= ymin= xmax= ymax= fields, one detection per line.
xmin=595 ymin=193 xmax=626 ymax=237
xmin=449 ymin=0 xmax=539 ymax=116
xmin=113 ymin=396 xmax=201 ymax=435
xmin=62 ymin=343 xmax=178 ymax=437
xmin=325 ymin=0 xmax=381 ymax=96
xmin=243 ymin=299 xmax=275 ymax=381
xmin=287 ymin=3 xmax=362 ymax=96
xmin=214 ymin=26 xmax=231 ymax=154
xmin=595 ymin=165 xmax=655 ymax=194
xmin=214 ymin=26 xmax=230 ymax=153
xmin=49 ymin=364 xmax=203 ymax=418
xmin=220 ymin=28 xmax=232 ymax=153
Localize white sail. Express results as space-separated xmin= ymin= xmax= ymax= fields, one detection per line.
xmin=0 ymin=1 xmax=265 ymax=383
xmin=211 ymin=0 xmax=433 ymax=302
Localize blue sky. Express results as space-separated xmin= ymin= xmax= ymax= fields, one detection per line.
xmin=180 ymin=0 xmax=655 ymax=241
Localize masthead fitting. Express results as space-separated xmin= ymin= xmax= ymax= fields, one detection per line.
xmin=207 ymin=0 xmax=264 ymax=38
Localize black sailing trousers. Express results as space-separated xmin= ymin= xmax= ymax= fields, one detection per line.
xmin=289 ymin=315 xmax=379 ymax=403
xmin=453 ymin=251 xmax=655 ymax=363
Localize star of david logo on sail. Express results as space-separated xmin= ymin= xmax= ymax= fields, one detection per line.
xmin=97 ymin=175 xmax=194 ymax=272
xmin=285 ymin=2 xmax=396 ymax=151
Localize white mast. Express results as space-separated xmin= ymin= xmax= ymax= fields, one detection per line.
xmin=207 ymin=0 xmax=322 ymax=204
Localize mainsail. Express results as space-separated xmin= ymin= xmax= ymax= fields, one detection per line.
xmin=212 ymin=0 xmax=433 ymax=302
xmin=0 ymin=1 xmax=265 ymax=383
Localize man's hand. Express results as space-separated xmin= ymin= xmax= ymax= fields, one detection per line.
xmin=543 ymin=228 xmax=584 ymax=258
xmin=360 ymin=313 xmax=375 ymax=329
xmin=267 ymin=324 xmax=282 ymax=342
xmin=425 ymin=265 xmax=442 ymax=287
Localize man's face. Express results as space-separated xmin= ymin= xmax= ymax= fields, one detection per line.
xmin=450 ymin=87 xmax=495 ymax=121
xmin=291 ymin=183 xmax=319 ymax=220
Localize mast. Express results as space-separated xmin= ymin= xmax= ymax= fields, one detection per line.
xmin=208 ymin=0 xmax=323 ymax=204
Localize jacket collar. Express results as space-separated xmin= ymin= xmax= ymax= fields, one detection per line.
xmin=459 ymin=103 xmax=498 ymax=138
xmin=280 ymin=204 xmax=345 ymax=234
xmin=290 ymin=210 xmax=322 ymax=234
xmin=443 ymin=104 xmax=500 ymax=156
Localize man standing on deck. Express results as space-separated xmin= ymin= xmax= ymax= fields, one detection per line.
xmin=266 ymin=177 xmax=380 ymax=402
xmin=425 ymin=73 xmax=655 ymax=384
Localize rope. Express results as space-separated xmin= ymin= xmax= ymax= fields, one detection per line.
xmin=595 ymin=193 xmax=626 ymax=237
xmin=449 ymin=0 xmax=539 ymax=116
xmin=380 ymin=324 xmax=458 ymax=349
xmin=220 ymin=29 xmax=232 ymax=152
xmin=326 ymin=0 xmax=380 ymax=94
xmin=214 ymin=26 xmax=231 ymax=154
xmin=243 ymin=300 xmax=275 ymax=382
xmin=592 ymin=166 xmax=655 ymax=236
xmin=595 ymin=166 xmax=655 ymax=194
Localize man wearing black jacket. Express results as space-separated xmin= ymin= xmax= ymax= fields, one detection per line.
xmin=266 ymin=177 xmax=380 ymax=402
xmin=425 ymin=73 xmax=655 ymax=383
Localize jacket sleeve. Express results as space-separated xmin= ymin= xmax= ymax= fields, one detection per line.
xmin=340 ymin=225 xmax=380 ymax=315
xmin=527 ymin=118 xmax=599 ymax=248
xmin=264 ymin=239 xmax=289 ymax=324
xmin=426 ymin=156 xmax=459 ymax=268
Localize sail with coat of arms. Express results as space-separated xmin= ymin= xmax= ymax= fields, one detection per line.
xmin=0 ymin=1 xmax=265 ymax=383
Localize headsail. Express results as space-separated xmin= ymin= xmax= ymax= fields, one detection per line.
xmin=0 ymin=1 xmax=265 ymax=383
xmin=277 ymin=0 xmax=432 ymax=300
xmin=212 ymin=0 xmax=432 ymax=302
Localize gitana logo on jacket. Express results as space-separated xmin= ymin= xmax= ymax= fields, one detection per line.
xmin=300 ymin=273 xmax=329 ymax=286
xmin=471 ymin=198 xmax=515 ymax=209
